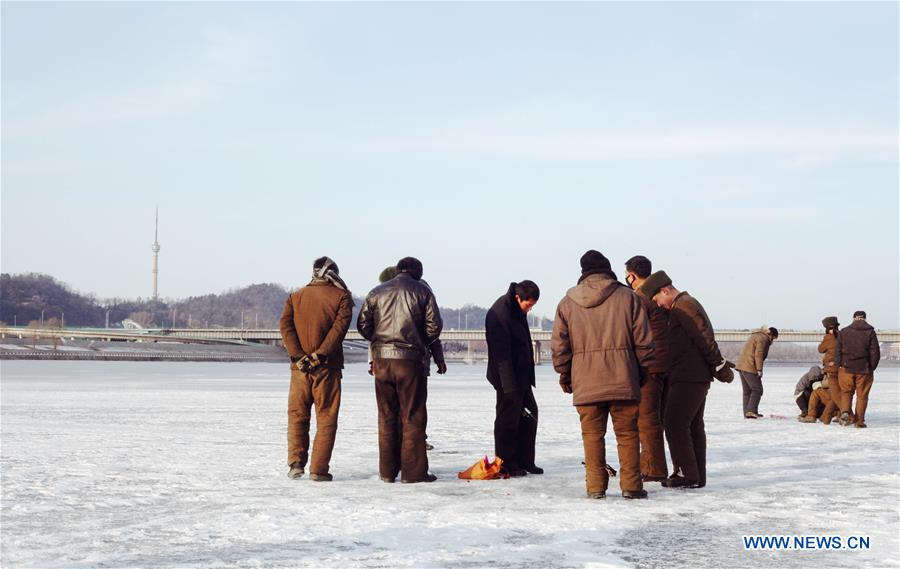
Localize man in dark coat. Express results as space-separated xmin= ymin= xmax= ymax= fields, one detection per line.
xmin=624 ymin=255 xmax=670 ymax=482
xmin=641 ymin=270 xmax=727 ymax=489
xmin=485 ymin=280 xmax=542 ymax=477
xmin=835 ymin=310 xmax=880 ymax=428
xmin=280 ymin=256 xmax=354 ymax=481
xmin=357 ymin=257 xmax=446 ymax=483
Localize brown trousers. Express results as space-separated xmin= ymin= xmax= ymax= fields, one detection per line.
xmin=664 ymin=382 xmax=709 ymax=485
xmin=373 ymin=359 xmax=429 ymax=482
xmin=638 ymin=375 xmax=668 ymax=479
xmin=807 ymin=388 xmax=836 ymax=424
xmin=287 ymin=366 xmax=342 ymax=474
xmin=838 ymin=369 xmax=874 ymax=424
xmin=576 ymin=401 xmax=641 ymax=495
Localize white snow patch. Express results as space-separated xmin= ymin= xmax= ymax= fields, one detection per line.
xmin=1 ymin=361 xmax=897 ymax=568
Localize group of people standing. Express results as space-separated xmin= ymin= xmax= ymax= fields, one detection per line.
xmin=795 ymin=313 xmax=881 ymax=428
xmin=277 ymin=252 xmax=879 ymax=499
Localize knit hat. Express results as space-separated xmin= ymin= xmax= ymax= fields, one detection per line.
xmin=639 ymin=270 xmax=672 ymax=299
xmin=853 ymin=310 xmax=867 ymax=320
xmin=580 ymin=250 xmax=611 ymax=273
xmin=822 ymin=316 xmax=839 ymax=329
xmin=379 ymin=266 xmax=398 ymax=283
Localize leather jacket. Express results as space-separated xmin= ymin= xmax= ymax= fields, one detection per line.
xmin=357 ymin=273 xmax=443 ymax=360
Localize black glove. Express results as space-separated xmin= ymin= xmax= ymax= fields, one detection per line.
xmin=436 ymin=361 xmax=447 ymax=374
xmin=559 ymin=373 xmax=572 ymax=394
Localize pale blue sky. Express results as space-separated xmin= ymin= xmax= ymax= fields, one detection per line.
xmin=2 ymin=1 xmax=897 ymax=328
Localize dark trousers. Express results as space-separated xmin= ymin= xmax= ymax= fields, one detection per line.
xmin=287 ymin=366 xmax=342 ymax=473
xmin=795 ymin=390 xmax=811 ymax=415
xmin=638 ymin=375 xmax=668 ymax=478
xmin=373 ymin=359 xmax=429 ymax=482
xmin=664 ymin=382 xmax=709 ymax=485
xmin=576 ymin=401 xmax=641 ymax=494
xmin=739 ymin=370 xmax=764 ymax=415
xmin=493 ymin=385 xmax=538 ymax=469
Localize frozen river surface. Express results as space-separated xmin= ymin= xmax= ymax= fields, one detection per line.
xmin=2 ymin=361 xmax=898 ymax=568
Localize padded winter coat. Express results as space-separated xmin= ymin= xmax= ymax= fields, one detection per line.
xmin=551 ymin=273 xmax=654 ymax=406
xmin=835 ymin=320 xmax=880 ymax=374
xmin=735 ymin=329 xmax=772 ymax=375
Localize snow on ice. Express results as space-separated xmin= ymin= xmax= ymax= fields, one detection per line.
xmin=1 ymin=361 xmax=898 ymax=568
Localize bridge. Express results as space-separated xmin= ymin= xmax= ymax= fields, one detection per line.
xmin=3 ymin=326 xmax=898 ymax=345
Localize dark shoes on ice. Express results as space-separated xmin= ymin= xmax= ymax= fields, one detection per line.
xmin=642 ymin=474 xmax=667 ymax=482
xmin=380 ymin=476 xmax=396 ymax=483
xmin=798 ymin=415 xmax=817 ymax=423
xmin=855 ymin=422 xmax=867 ymax=428
xmin=523 ymin=464 xmax=544 ymax=475
xmin=401 ymin=472 xmax=438 ymax=484
xmin=662 ymin=475 xmax=700 ymax=489
xmin=310 ymin=472 xmax=333 ymax=482
xmin=839 ymin=412 xmax=854 ymax=426
xmin=288 ymin=462 xmax=305 ymax=479
xmin=587 ymin=491 xmax=606 ymax=499
xmin=505 ymin=466 xmax=528 ymax=477
xmin=744 ymin=411 xmax=762 ymax=419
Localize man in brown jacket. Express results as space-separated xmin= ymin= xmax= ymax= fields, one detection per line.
xmin=735 ymin=327 xmax=778 ymax=419
xmin=552 ymin=250 xmax=655 ymax=500
xmin=641 ymin=270 xmax=727 ymax=489
xmin=818 ymin=316 xmax=840 ymax=409
xmin=279 ymin=256 xmax=354 ymax=481
xmin=624 ymin=255 xmax=669 ymax=482
xmin=836 ymin=310 xmax=880 ymax=428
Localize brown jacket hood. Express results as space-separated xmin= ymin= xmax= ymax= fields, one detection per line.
xmin=566 ymin=273 xmax=622 ymax=309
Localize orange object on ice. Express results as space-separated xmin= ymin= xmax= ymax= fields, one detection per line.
xmin=458 ymin=456 xmax=508 ymax=480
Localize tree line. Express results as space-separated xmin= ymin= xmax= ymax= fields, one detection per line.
xmin=0 ymin=273 xmax=553 ymax=330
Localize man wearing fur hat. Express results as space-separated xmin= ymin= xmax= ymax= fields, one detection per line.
xmin=357 ymin=257 xmax=446 ymax=483
xmin=640 ymin=270 xmax=728 ymax=489
xmin=835 ymin=311 xmax=880 ymax=428
xmin=280 ymin=256 xmax=354 ymax=481
xmin=552 ymin=250 xmax=655 ymax=499
xmin=818 ymin=316 xmax=840 ymax=408
xmin=735 ymin=327 xmax=779 ymax=419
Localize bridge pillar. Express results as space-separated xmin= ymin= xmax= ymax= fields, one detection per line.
xmin=533 ymin=340 xmax=541 ymax=365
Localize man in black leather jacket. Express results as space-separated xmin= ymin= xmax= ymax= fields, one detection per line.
xmin=357 ymin=257 xmax=446 ymax=483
